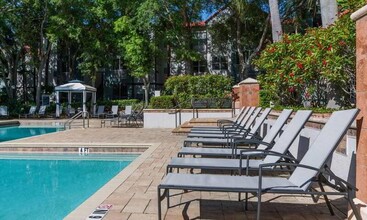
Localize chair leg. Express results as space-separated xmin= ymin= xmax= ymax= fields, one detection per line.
xmin=167 ymin=189 xmax=170 ymax=208
xmin=256 ymin=192 xmax=261 ymax=220
xmin=244 ymin=192 xmax=248 ymax=210
xmin=158 ymin=187 xmax=162 ymax=220
xmin=348 ymin=190 xmax=362 ymax=220
xmin=318 ymin=180 xmax=334 ymax=216
xmin=158 ymin=187 xmax=169 ymax=220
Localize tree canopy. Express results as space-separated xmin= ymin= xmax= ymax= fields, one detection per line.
xmin=0 ymin=0 xmax=363 ymax=109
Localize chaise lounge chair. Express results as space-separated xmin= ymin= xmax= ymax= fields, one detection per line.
xmin=167 ymin=110 xmax=312 ymax=174
xmin=37 ymin=105 xmax=47 ymax=117
xmin=0 ymin=106 xmax=8 ymax=118
xmin=118 ymin=105 xmax=133 ymax=126
xmin=157 ymin=109 xmax=361 ymax=220
xmin=19 ymin=106 xmax=37 ymax=118
xmin=190 ymin=106 xmax=252 ymax=133
xmin=106 ymin=105 xmax=119 ymax=118
xmin=187 ymin=108 xmax=270 ymax=139
xmin=215 ymin=106 xmax=246 ymax=126
xmin=182 ymin=107 xmax=261 ymax=146
xmin=182 ymin=109 xmax=293 ymax=151
xmin=191 ymin=106 xmax=249 ymax=131
xmin=128 ymin=105 xmax=145 ymax=126
xmin=92 ymin=105 xmax=105 ymax=118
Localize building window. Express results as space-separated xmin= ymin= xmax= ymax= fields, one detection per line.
xmin=193 ymin=31 xmax=207 ymax=53
xmin=212 ymin=56 xmax=228 ymax=70
xmin=193 ymin=60 xmax=207 ymax=74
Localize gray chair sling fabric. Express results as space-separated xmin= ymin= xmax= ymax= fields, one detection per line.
xmin=38 ymin=105 xmax=47 ymax=117
xmin=92 ymin=105 xmax=105 ymax=118
xmin=0 ymin=106 xmax=8 ymax=117
xmin=106 ymin=105 xmax=119 ymax=118
xmin=168 ymin=110 xmax=312 ymax=174
xmin=158 ymin=109 xmax=361 ymax=220
xmin=180 ymin=109 xmax=293 ymax=154
xmin=187 ymin=107 xmax=265 ymax=138
xmin=19 ymin=106 xmax=37 ymax=118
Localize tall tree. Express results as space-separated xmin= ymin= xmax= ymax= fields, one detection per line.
xmin=208 ymin=0 xmax=270 ymax=81
xmin=0 ymin=0 xmax=23 ymax=100
xmin=114 ymin=14 xmax=156 ymax=106
xmin=19 ymin=0 xmax=53 ymax=108
xmin=49 ymin=0 xmax=124 ymax=83
xmin=142 ymin=0 xmax=210 ymax=75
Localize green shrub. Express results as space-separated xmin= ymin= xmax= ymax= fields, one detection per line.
xmin=7 ymin=100 xmax=30 ymax=117
xmin=149 ymin=96 xmax=175 ymax=109
xmin=255 ymin=12 xmax=357 ymax=108
xmin=164 ymin=74 xmax=233 ymax=108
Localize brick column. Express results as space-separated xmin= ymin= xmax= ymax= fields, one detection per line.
xmin=238 ymin=78 xmax=259 ymax=107
xmin=232 ymin=85 xmax=240 ymax=109
xmin=351 ymin=4 xmax=367 ymax=214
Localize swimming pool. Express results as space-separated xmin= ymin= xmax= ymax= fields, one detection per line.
xmin=0 ymin=153 xmax=138 ymax=219
xmin=0 ymin=126 xmax=64 ymax=142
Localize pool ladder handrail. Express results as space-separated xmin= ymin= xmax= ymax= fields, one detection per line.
xmin=64 ymin=111 xmax=90 ymax=129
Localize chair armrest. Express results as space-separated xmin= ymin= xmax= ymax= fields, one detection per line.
xmin=239 ymin=151 xmax=298 ymax=174
xmin=233 ymin=138 xmax=272 ymax=147
xmin=322 ymin=166 xmax=358 ymax=191
xmin=240 ymin=149 xmax=298 ymax=162
xmin=257 ymin=163 xmax=320 ymax=192
xmin=259 ymin=162 xmax=319 ymax=171
xmin=221 ymin=123 xmax=236 ymax=130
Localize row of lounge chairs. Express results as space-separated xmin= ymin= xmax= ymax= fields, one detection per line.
xmin=157 ymin=106 xmax=362 ymax=219
xmin=19 ymin=106 xmax=47 ymax=118
xmin=100 ymin=105 xmax=144 ymax=127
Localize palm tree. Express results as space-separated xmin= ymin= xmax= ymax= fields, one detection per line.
xmin=269 ymin=0 xmax=282 ymax=42
xmin=320 ymin=0 xmax=338 ymax=27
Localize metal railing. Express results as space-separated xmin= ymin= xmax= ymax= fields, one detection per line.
xmin=64 ymin=111 xmax=90 ymax=129
xmin=191 ymin=98 xmax=233 ymax=118
xmin=168 ymin=104 xmax=182 ymax=128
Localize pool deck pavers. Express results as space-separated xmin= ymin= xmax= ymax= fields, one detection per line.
xmin=2 ymin=119 xmax=348 ymax=219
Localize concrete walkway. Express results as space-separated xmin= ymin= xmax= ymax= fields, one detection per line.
xmin=1 ymin=121 xmax=348 ymax=219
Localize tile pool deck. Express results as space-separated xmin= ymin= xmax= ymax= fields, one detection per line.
xmin=0 ymin=119 xmax=349 ymax=219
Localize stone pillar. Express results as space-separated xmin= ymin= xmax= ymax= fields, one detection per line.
xmin=351 ymin=5 xmax=367 ymax=218
xmin=238 ymin=78 xmax=260 ymax=107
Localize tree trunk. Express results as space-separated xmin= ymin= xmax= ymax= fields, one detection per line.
xmin=320 ymin=0 xmax=338 ymax=27
xmin=35 ymin=42 xmax=52 ymax=108
xmin=143 ymin=76 xmax=150 ymax=107
xmin=269 ymin=0 xmax=283 ymax=42
xmin=236 ymin=17 xmax=246 ymax=80
xmin=245 ymin=15 xmax=271 ymax=76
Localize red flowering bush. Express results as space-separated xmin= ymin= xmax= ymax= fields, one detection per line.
xmin=255 ymin=14 xmax=356 ymax=107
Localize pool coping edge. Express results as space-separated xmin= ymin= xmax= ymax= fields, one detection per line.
xmin=63 ymin=142 xmax=160 ymax=220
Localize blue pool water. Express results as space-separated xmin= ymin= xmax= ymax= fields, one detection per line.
xmin=0 ymin=153 xmax=138 ymax=219
xmin=0 ymin=126 xmax=64 ymax=142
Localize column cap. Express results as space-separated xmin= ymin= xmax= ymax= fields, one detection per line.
xmin=351 ymin=5 xmax=367 ymax=21
xmin=238 ymin=77 xmax=258 ymax=85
